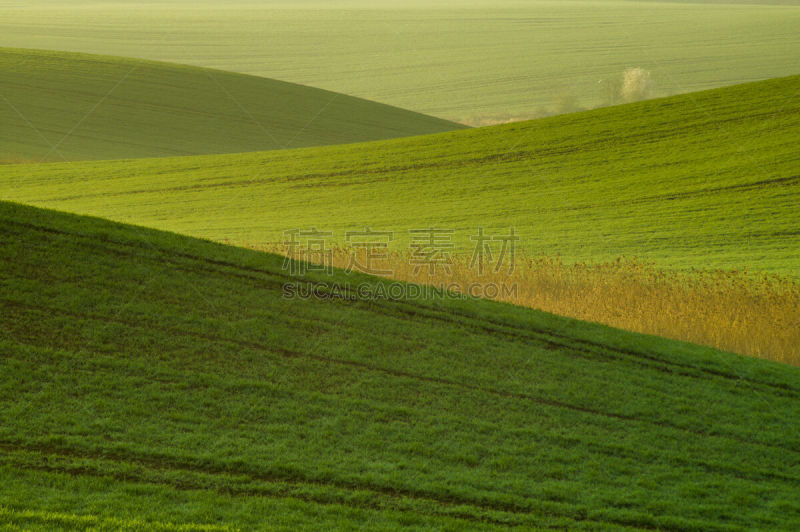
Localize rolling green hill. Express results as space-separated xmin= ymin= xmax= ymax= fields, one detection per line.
xmin=2 ymin=1 xmax=800 ymax=123
xmin=0 ymin=47 xmax=464 ymax=162
xmin=2 ymin=74 xmax=798 ymax=274
xmin=1 ymin=200 xmax=799 ymax=530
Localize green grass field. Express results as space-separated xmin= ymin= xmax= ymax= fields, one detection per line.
xmin=3 ymin=74 xmax=798 ymax=275
xmin=0 ymin=47 xmax=463 ymax=162
xmin=2 ymin=1 xmax=800 ymax=528
xmin=2 ymin=1 xmax=800 ymax=123
xmin=2 ymin=200 xmax=799 ymax=530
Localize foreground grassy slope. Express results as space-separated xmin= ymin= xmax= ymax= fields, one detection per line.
xmin=2 ymin=1 xmax=800 ymax=123
xmin=0 ymin=47 xmax=463 ymax=162
xmin=2 ymin=74 xmax=798 ymax=274
xmin=2 ymin=201 xmax=800 ymax=530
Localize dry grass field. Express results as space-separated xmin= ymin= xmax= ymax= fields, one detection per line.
xmin=263 ymin=244 xmax=800 ymax=365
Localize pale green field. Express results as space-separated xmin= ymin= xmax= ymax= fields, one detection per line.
xmin=2 ymin=1 xmax=800 ymax=123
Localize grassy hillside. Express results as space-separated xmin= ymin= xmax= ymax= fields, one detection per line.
xmin=2 ymin=74 xmax=798 ymax=275
xmin=0 ymin=47 xmax=463 ymax=162
xmin=2 ymin=1 xmax=800 ymax=123
xmin=1 ymin=200 xmax=799 ymax=530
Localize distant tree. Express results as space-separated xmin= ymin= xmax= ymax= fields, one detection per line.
xmin=620 ymin=67 xmax=652 ymax=103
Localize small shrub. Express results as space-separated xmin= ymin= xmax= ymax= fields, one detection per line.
xmin=620 ymin=67 xmax=652 ymax=102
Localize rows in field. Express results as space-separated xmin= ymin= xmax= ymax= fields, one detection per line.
xmin=2 ymin=333 xmax=798 ymax=531
xmin=2 ymin=205 xmax=799 ymax=529
xmin=0 ymin=440 xmax=633 ymax=529
xmin=3 ymin=74 xmax=798 ymax=274
xmin=4 ymin=215 xmax=799 ymax=406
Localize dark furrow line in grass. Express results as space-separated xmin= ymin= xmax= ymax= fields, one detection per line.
xmin=196 ymin=269 xmax=800 ymax=404
xmin=354 ymin=297 xmax=800 ymax=400
xmin=6 ymin=218 xmax=798 ymax=446
xmin=0 ymin=442 xmax=620 ymax=530
xmin=30 ymin=101 xmax=795 ymax=198
xmin=0 ymin=220 xmax=293 ymax=286
xmin=624 ymin=174 xmax=800 ymax=204
xmin=8 ymin=434 xmax=751 ymax=532
xmin=163 ymin=244 xmax=800 ymax=403
xmin=261 ymin=273 xmax=800 ymax=401
xmin=4 ymin=216 xmax=799 ymax=390
xmin=111 ymin=242 xmax=800 ymax=397
xmin=5 ymin=217 xmax=800 ymax=398
xmin=9 ymin=215 xmax=796 ymax=401
xmin=30 ymin=167 xmax=800 ymax=212
xmin=3 ymin=332 xmax=796 ymax=495
xmin=16 ymin=465 xmax=535 ymax=528
xmin=17 ymin=150 xmax=555 ymax=202
xmin=4 ymin=297 xmax=800 ymax=465
xmin=511 ymin=174 xmax=800 ymax=216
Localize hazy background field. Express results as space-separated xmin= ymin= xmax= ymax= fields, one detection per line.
xmin=2 ymin=0 xmax=800 ymax=124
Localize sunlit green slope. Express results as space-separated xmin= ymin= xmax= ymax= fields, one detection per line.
xmin=1 ymin=201 xmax=799 ymax=530
xmin=2 ymin=75 xmax=798 ymax=274
xmin=0 ymin=47 xmax=464 ymax=162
